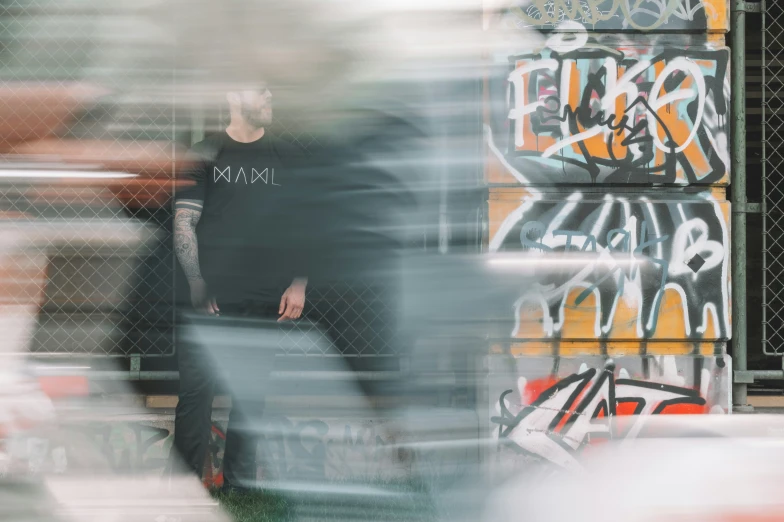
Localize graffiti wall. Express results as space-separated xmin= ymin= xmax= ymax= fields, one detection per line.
xmin=485 ymin=34 xmax=730 ymax=185
xmin=495 ymin=0 xmax=728 ymax=32
xmin=483 ymin=0 xmax=732 ymax=468
xmin=252 ymin=416 xmax=406 ymax=482
xmin=488 ymin=354 xmax=730 ymax=472
xmin=13 ymin=416 xmax=407 ymax=484
xmin=487 ymin=191 xmax=730 ymax=343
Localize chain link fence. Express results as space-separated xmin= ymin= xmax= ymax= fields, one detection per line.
xmin=0 ymin=0 xmax=178 ymax=357
xmin=763 ymin=0 xmax=784 ymax=354
xmin=0 ymin=0 xmax=404 ymax=360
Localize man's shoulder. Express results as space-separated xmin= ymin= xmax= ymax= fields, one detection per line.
xmin=188 ymin=133 xmax=226 ymax=160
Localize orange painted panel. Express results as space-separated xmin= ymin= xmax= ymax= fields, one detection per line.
xmin=487 ymin=190 xmax=730 ymax=342
xmin=485 ymin=39 xmax=730 ymax=186
xmin=497 ymin=341 xmax=722 ymax=357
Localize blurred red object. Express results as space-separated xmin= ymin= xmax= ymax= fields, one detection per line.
xmin=37 ymin=376 xmax=89 ymax=400
xmin=0 ymin=83 xmax=193 ymax=210
xmin=10 ymin=138 xmax=192 ymax=210
xmin=0 ymin=83 xmax=107 ymax=147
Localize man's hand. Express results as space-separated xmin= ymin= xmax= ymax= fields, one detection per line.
xmin=278 ymin=279 xmax=306 ymax=322
xmin=190 ymin=278 xmax=219 ymax=315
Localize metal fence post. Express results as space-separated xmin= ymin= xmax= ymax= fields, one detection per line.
xmin=731 ymin=0 xmax=750 ymax=411
xmin=130 ymin=355 xmax=141 ymax=380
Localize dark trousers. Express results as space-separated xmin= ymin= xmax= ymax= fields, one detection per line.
xmin=171 ymin=300 xmax=278 ymax=488
xmin=170 ymin=280 xmax=399 ymax=486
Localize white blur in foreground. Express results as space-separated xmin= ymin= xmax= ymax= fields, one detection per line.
xmin=483 ymin=415 xmax=784 ymax=522
xmin=486 ymin=254 xmax=643 ymax=268
xmin=32 ymin=366 xmax=91 ymax=373
xmin=46 ymin=476 xmax=230 ymax=522
xmin=0 ymin=170 xmax=137 ymax=179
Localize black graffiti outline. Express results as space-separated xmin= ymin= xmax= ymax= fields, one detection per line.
xmin=521 ymin=215 xmax=673 ymax=334
xmin=505 ymin=193 xmax=728 ymax=340
xmin=69 ymin=422 xmax=172 ymax=472
xmin=492 ymin=363 xmax=707 ymax=460
xmin=503 ymin=47 xmax=729 ymax=184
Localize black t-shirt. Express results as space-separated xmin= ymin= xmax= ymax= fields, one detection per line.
xmin=175 ymin=131 xmax=306 ymax=304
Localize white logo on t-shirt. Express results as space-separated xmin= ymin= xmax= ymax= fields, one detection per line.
xmin=214 ymin=166 xmax=281 ymax=185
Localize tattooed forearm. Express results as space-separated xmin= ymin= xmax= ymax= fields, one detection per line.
xmin=174 ymin=208 xmax=204 ymax=282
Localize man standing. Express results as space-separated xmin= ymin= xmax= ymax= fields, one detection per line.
xmin=170 ymin=86 xmax=306 ymax=491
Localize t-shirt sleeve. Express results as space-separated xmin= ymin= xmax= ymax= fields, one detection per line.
xmin=174 ymin=144 xmax=210 ymax=211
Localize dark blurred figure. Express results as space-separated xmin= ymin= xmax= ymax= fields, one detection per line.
xmin=170 ymin=85 xmax=309 ymax=492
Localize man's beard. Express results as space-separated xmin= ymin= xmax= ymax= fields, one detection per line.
xmin=240 ymin=104 xmax=271 ymax=128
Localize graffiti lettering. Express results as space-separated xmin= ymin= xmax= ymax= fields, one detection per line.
xmin=62 ymin=422 xmax=173 ymax=472
xmin=489 ymin=189 xmax=729 ymax=340
xmin=506 ymin=0 xmax=723 ymax=32
xmin=491 ymin=361 xmax=711 ymax=469
xmin=490 ymin=43 xmax=729 ymax=185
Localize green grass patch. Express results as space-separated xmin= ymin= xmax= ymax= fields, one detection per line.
xmin=212 ymin=490 xmax=291 ymax=522
xmin=212 ymin=481 xmax=439 ymax=522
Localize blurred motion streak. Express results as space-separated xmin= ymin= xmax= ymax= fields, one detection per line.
xmin=485 ymin=415 xmax=784 ymax=522
xmin=0 ymin=0 xmax=749 ymax=521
